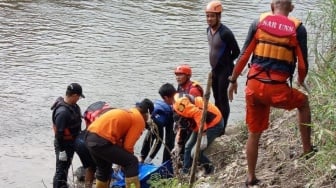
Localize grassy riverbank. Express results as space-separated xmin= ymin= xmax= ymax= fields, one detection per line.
xmin=199 ymin=0 xmax=336 ymax=187
xmin=151 ymin=0 xmax=336 ymax=187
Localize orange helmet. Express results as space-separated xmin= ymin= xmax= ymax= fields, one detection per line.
xmin=205 ymin=0 xmax=223 ymax=13
xmin=175 ymin=64 xmax=192 ymax=76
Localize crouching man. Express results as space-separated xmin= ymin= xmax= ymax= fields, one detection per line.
xmin=85 ymin=99 xmax=154 ymax=188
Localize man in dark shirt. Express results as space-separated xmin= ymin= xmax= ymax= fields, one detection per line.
xmin=206 ymin=0 xmax=240 ymax=132
xmin=51 ymin=83 xmax=84 ymax=188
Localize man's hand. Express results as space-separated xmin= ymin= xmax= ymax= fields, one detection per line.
xmin=171 ymin=146 xmax=182 ymax=157
xmin=59 ymin=151 xmax=67 ymax=161
xmin=228 ymin=82 xmax=238 ymax=102
xmin=147 ymin=119 xmax=158 ymax=133
xmin=112 ymin=164 xmax=121 ymax=172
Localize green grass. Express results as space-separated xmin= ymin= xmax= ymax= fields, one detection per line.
xmin=305 ymin=0 xmax=336 ymax=186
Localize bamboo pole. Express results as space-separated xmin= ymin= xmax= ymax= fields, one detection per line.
xmin=188 ymin=72 xmax=212 ymax=187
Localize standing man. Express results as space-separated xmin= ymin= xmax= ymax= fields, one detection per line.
xmin=85 ymin=99 xmax=154 ymax=188
xmin=206 ymin=0 xmax=240 ymax=133
xmin=51 ymin=83 xmax=85 ymax=188
xmin=228 ymin=0 xmax=314 ymax=186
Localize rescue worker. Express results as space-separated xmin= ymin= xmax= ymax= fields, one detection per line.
xmin=175 ymin=64 xmax=203 ymax=97
xmin=74 ymin=101 xmax=113 ymax=188
xmin=206 ymin=0 xmax=240 ymax=132
xmin=51 ymin=83 xmax=85 ymax=188
xmin=159 ymin=83 xmax=224 ymax=175
xmin=228 ymin=0 xmax=314 ymax=186
xmin=85 ymin=98 xmax=154 ymax=188
xmin=139 ymin=99 xmax=174 ymax=164
xmin=174 ymin=65 xmax=204 ymax=160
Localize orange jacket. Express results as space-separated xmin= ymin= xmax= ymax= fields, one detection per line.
xmin=173 ymin=94 xmax=222 ymax=132
xmin=87 ymin=108 xmax=145 ymax=154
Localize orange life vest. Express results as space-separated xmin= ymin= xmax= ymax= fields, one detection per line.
xmin=248 ymin=12 xmax=302 ymax=83
xmin=173 ymin=93 xmax=222 ymax=132
xmin=254 ymin=12 xmax=301 ymax=63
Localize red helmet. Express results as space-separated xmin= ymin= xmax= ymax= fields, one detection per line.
xmin=175 ymin=64 xmax=192 ymax=76
xmin=205 ymin=0 xmax=223 ymax=13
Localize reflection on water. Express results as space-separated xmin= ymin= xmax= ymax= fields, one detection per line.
xmin=0 ymin=0 xmax=320 ymax=187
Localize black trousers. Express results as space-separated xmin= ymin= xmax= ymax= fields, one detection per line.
xmin=163 ymin=122 xmax=175 ymax=163
xmin=53 ymin=139 xmax=75 ymax=188
xmin=140 ymin=122 xmax=175 ymax=163
xmin=212 ymin=65 xmax=233 ymax=130
xmin=85 ymin=132 xmax=138 ymax=181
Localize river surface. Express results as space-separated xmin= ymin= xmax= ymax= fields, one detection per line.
xmin=0 ymin=0 xmax=321 ymax=187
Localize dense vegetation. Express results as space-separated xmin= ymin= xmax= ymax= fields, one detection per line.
xmin=304 ymin=0 xmax=336 ymax=186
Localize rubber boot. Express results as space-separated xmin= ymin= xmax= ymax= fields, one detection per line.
xmin=84 ymin=167 xmax=95 ymax=188
xmin=125 ymin=176 xmax=140 ymax=188
xmin=95 ymin=179 xmax=109 ymax=188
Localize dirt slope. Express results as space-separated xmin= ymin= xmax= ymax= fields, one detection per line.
xmin=200 ymin=110 xmax=317 ymax=188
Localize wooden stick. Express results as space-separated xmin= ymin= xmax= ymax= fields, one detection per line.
xmin=189 ymin=72 xmax=212 ymax=187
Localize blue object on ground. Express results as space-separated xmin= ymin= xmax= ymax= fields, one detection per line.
xmin=111 ymin=160 xmax=173 ymax=188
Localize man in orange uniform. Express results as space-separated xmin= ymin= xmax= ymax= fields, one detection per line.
xmin=74 ymin=101 xmax=113 ymax=188
xmin=85 ymin=99 xmax=154 ymax=188
xmin=174 ymin=64 xmax=204 ymax=160
xmin=159 ymin=83 xmax=224 ymax=174
xmin=228 ymin=0 xmax=314 ymax=186
xmin=175 ymin=64 xmax=203 ymax=97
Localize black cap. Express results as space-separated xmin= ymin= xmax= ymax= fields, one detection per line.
xmin=67 ymin=83 xmax=85 ymax=98
xmin=136 ymin=98 xmax=154 ymax=114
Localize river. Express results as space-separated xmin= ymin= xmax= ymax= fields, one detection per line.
xmin=0 ymin=0 xmax=321 ymax=187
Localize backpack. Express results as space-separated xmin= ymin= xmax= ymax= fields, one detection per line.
xmin=83 ymin=101 xmax=114 ymax=128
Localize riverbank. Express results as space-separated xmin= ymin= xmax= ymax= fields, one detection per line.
xmin=199 ymin=110 xmax=318 ymax=188
xmin=176 ymin=0 xmax=336 ymax=187
xmin=197 ymin=0 xmax=336 ymax=186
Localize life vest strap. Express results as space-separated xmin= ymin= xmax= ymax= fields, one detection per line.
xmin=251 ymin=78 xmax=287 ymax=85
xmin=256 ymin=40 xmax=294 ymax=51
